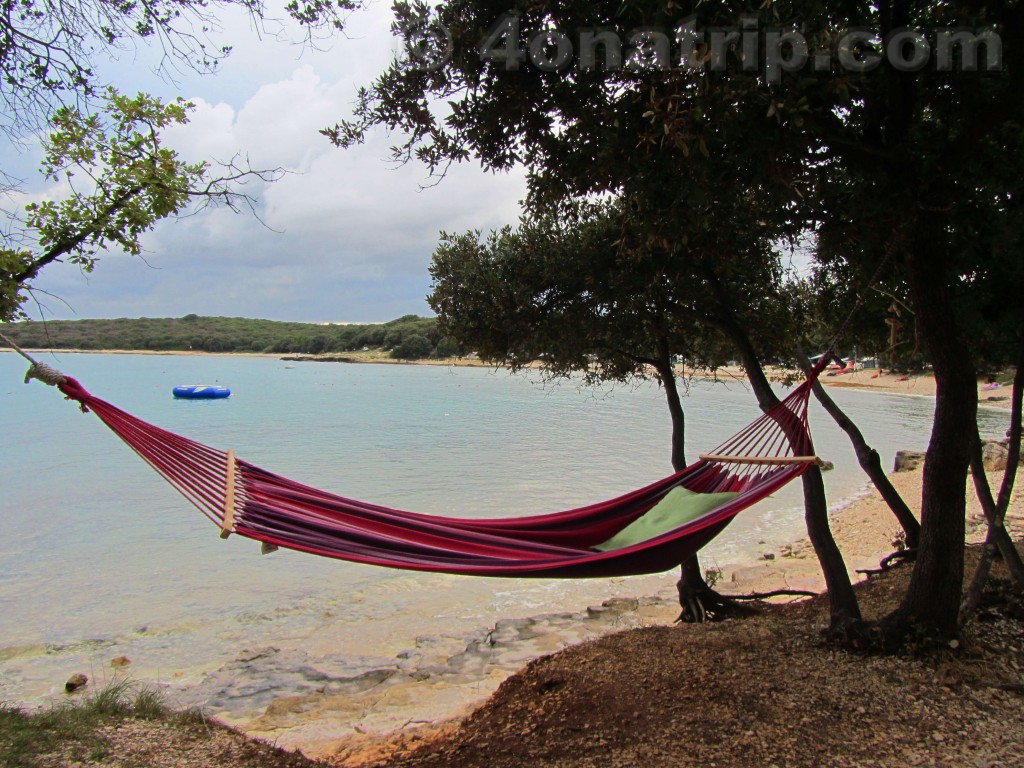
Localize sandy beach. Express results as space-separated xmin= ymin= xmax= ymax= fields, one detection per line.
xmin=700 ymin=362 xmax=1016 ymax=410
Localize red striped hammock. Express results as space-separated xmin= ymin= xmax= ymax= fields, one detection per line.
xmin=45 ymin=371 xmax=821 ymax=579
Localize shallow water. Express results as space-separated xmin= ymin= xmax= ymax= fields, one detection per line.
xmin=0 ymin=351 xmax=1010 ymax=712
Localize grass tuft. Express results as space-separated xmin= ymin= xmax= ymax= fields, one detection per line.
xmin=0 ymin=679 xmax=172 ymax=768
xmin=174 ymin=705 xmax=212 ymax=731
xmin=131 ymin=686 xmax=170 ymax=721
xmin=79 ymin=677 xmax=135 ymax=718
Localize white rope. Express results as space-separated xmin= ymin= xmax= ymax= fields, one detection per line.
xmin=24 ymin=361 xmax=66 ymax=386
xmin=0 ymin=331 xmax=66 ymax=387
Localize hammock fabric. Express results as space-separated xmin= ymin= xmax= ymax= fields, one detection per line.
xmin=48 ymin=371 xmax=822 ymax=579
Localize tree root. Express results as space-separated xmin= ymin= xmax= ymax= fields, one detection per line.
xmin=855 ymin=547 xmax=918 ymax=578
xmin=718 ymin=588 xmax=819 ymax=601
xmin=675 ymin=582 xmax=762 ymax=623
xmin=825 ymin=610 xmax=961 ymax=655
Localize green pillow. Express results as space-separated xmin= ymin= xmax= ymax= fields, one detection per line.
xmin=593 ymin=486 xmax=739 ymax=551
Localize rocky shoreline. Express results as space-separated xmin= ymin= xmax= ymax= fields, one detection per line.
xmin=150 ymin=454 xmax=1019 ymax=757
xmin=175 ymin=595 xmax=681 ymax=752
xmin=14 ymin=459 xmax=1022 ymax=767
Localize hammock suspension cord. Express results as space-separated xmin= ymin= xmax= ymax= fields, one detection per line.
xmin=0 ymin=331 xmax=70 ymax=389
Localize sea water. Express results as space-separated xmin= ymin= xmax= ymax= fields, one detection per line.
xmin=0 ymin=351 xmax=1011 ymax=712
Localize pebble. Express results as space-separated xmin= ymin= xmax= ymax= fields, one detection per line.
xmin=65 ymin=673 xmax=88 ymax=693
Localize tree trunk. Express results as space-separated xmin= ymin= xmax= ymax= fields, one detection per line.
xmin=654 ymin=340 xmax=687 ymax=474
xmin=675 ymin=554 xmax=759 ymax=622
xmin=994 ymin=340 xmax=1024 ymax=522
xmin=889 ymin=244 xmax=978 ymax=640
xmin=796 ymin=346 xmax=921 ymax=549
xmin=651 ymin=342 xmax=752 ymax=622
xmin=961 ymin=340 xmax=1024 ymax=622
xmin=712 ymin=303 xmax=861 ymax=629
xmin=969 ymin=444 xmax=1024 ymax=586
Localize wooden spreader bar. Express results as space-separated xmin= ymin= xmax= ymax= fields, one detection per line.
xmin=220 ymin=449 xmax=237 ymax=538
xmin=699 ymin=454 xmax=824 ymax=467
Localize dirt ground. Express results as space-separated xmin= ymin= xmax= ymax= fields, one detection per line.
xmin=321 ymin=549 xmax=1024 ymax=768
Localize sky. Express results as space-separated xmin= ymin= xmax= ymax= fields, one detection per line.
xmin=5 ymin=3 xmax=528 ymax=324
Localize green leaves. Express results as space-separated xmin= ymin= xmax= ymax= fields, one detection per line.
xmin=24 ymin=90 xmax=202 ymax=265
xmin=0 ymin=0 xmax=364 ymax=137
xmin=1 ymin=89 xmax=276 ymax=321
xmin=428 ymin=201 xmax=741 ymax=382
xmin=0 ymin=249 xmax=36 ymax=320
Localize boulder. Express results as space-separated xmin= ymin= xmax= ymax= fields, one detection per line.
xmin=981 ymin=441 xmax=1008 ymax=472
xmin=980 ymin=438 xmax=1024 ymax=470
xmin=894 ymin=450 xmax=926 ymax=473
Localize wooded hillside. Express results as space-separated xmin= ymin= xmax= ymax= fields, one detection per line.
xmin=0 ymin=315 xmax=460 ymax=359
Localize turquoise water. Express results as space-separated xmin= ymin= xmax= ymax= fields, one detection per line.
xmin=0 ymin=351 xmax=1011 ymax=710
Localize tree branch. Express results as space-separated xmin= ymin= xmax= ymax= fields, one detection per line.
xmin=13 ymin=184 xmax=144 ymax=282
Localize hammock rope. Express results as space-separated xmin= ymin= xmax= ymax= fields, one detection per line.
xmin=0 ymin=332 xmax=71 ymax=389
xmin=7 ymin=349 xmax=829 ymax=579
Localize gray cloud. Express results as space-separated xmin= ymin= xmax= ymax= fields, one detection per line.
xmin=19 ymin=9 xmax=527 ymax=323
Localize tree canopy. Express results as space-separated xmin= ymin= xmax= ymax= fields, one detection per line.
xmin=0 ymin=0 xmax=370 ymax=322
xmin=431 ymin=202 xmax=737 ymax=384
xmin=338 ymin=0 xmax=1022 ymax=643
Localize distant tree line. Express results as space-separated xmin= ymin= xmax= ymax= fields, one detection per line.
xmin=0 ymin=314 xmax=464 ymax=360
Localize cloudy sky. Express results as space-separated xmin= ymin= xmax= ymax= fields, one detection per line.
xmin=8 ymin=4 xmax=528 ymax=323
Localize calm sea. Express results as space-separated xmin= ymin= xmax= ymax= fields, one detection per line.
xmin=0 ymin=351 xmax=1010 ymax=710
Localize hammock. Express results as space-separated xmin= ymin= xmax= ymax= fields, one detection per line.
xmin=25 ymin=364 xmax=823 ymax=579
